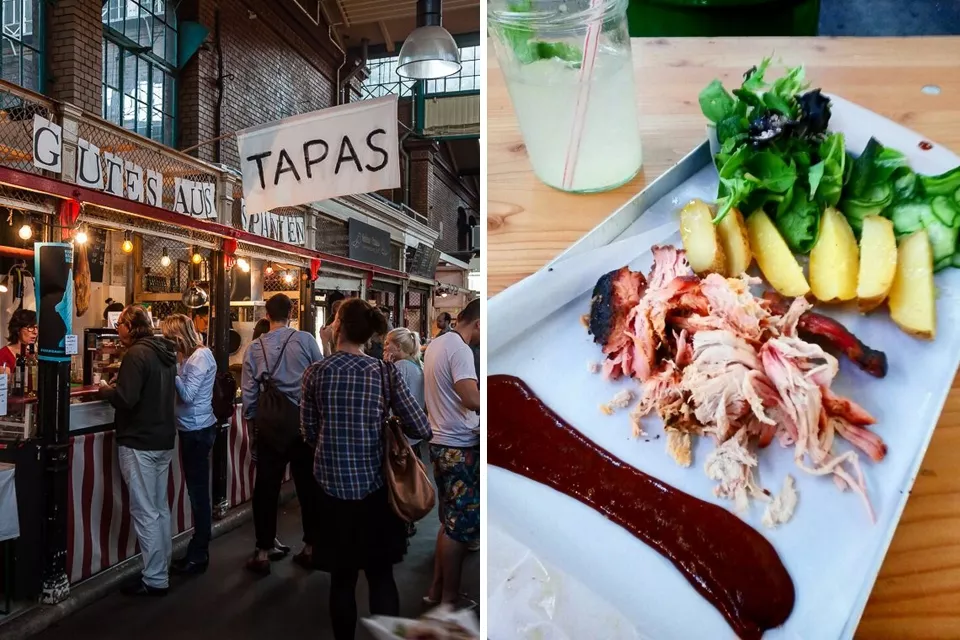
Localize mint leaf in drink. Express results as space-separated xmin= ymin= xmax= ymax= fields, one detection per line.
xmin=501 ymin=0 xmax=583 ymax=65
xmin=534 ymin=41 xmax=582 ymax=64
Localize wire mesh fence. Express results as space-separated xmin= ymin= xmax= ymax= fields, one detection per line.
xmin=78 ymin=116 xmax=219 ymax=213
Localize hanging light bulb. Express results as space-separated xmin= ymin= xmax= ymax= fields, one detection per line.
xmin=75 ymin=229 xmax=89 ymax=244
xmin=121 ymin=231 xmax=134 ymax=254
xmin=18 ymin=223 xmax=32 ymax=240
xmin=264 ymin=263 xmax=274 ymax=275
xmin=191 ymin=250 xmax=203 ymax=265
xmin=236 ymin=257 xmax=250 ymax=273
xmin=283 ymin=271 xmax=295 ymax=285
xmin=160 ymin=247 xmax=171 ymax=267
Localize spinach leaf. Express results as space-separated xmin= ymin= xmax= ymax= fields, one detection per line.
xmin=740 ymin=57 xmax=772 ymax=94
xmin=816 ymin=133 xmax=846 ymax=207
xmin=847 ymin=138 xmax=882 ymax=198
xmin=699 ymin=80 xmax=740 ymax=124
xmin=716 ymin=175 xmax=756 ymax=223
xmin=745 ymin=151 xmax=797 ymax=193
xmin=808 ymin=160 xmax=825 ymax=199
xmin=766 ymin=64 xmax=808 ymax=118
xmin=776 ymin=185 xmax=820 ymax=253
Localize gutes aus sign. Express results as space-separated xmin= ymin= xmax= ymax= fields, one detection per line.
xmin=32 ymin=116 xmax=217 ymax=219
xmin=235 ymin=96 xmax=400 ymax=214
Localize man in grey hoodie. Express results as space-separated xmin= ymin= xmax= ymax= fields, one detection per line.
xmin=242 ymin=294 xmax=323 ymax=574
xmin=98 ymin=305 xmax=178 ymax=597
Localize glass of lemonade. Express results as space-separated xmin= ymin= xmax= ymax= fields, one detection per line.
xmin=489 ymin=0 xmax=642 ymax=193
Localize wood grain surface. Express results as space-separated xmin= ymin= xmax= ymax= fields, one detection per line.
xmin=487 ymin=37 xmax=960 ymax=638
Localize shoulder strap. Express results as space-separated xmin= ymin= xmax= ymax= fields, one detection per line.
xmin=378 ymin=360 xmax=394 ymax=415
xmin=259 ymin=331 xmax=296 ymax=380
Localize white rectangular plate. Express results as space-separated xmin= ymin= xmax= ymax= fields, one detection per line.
xmin=488 ymin=96 xmax=960 ymax=640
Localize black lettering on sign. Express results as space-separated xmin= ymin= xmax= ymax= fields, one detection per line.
xmin=335 ymin=136 xmax=362 ymax=175
xmin=104 ymin=155 xmax=124 ymax=196
xmin=189 ymin=183 xmax=203 ymax=216
xmin=77 ymin=145 xmax=102 ymax=186
xmin=302 ymin=139 xmax=328 ymax=178
xmin=175 ymin=183 xmax=188 ymax=212
xmin=146 ymin=172 xmax=160 ymax=206
xmin=365 ymin=128 xmax=389 ymax=172
xmin=247 ymin=151 xmax=272 ymax=190
xmin=273 ymin=148 xmax=301 ymax=185
xmin=34 ymin=126 xmax=61 ymax=168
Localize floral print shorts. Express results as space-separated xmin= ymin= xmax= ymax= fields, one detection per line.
xmin=429 ymin=445 xmax=480 ymax=544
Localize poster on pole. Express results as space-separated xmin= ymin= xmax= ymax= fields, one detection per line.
xmin=235 ymin=96 xmax=400 ymax=214
xmin=34 ymin=243 xmax=74 ymax=363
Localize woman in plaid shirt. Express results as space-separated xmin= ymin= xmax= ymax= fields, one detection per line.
xmin=301 ymin=299 xmax=431 ymax=640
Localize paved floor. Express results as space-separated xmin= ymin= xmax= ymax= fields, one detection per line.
xmin=32 ymin=497 xmax=479 ymax=639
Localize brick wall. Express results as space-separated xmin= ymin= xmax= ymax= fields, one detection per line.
xmin=178 ymin=0 xmax=339 ymax=166
xmin=47 ymin=0 xmax=103 ymax=114
xmin=407 ymin=143 xmax=479 ymax=254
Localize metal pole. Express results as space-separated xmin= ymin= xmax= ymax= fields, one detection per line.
xmin=37 ymin=359 xmax=70 ymax=604
xmin=210 ymin=250 xmax=230 ymax=519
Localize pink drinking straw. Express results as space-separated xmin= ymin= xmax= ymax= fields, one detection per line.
xmin=561 ymin=0 xmax=604 ymax=191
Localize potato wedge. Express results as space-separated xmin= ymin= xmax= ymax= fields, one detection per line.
xmin=717 ymin=207 xmax=753 ymax=276
xmin=745 ymin=209 xmax=810 ymax=297
xmin=856 ymin=216 xmax=897 ymax=312
xmin=889 ymin=229 xmax=936 ymax=339
xmin=809 ymin=207 xmax=859 ymax=303
xmin=680 ymin=199 xmax=726 ymax=276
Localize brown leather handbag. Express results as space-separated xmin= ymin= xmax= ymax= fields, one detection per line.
xmin=380 ymin=362 xmax=436 ymax=522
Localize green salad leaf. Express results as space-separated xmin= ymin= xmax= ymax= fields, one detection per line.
xmin=699 ymin=80 xmax=740 ymax=124
xmin=807 ymin=160 xmax=825 ymax=199
xmin=776 ymin=184 xmax=820 ymax=253
xmin=815 ymin=133 xmax=846 ymax=207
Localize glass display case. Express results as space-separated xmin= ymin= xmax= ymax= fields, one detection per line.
xmin=83 ymin=328 xmax=124 ymax=386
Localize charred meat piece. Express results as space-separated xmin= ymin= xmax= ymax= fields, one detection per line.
xmin=589 ymin=267 xmax=646 ymax=352
xmin=762 ymin=291 xmax=888 ymax=378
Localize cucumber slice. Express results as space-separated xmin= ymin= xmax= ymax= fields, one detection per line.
xmin=863 ymin=182 xmax=893 ymax=206
xmin=952 ymin=251 xmax=960 ymax=269
xmin=920 ymin=166 xmax=960 ymax=196
xmin=931 ymin=195 xmax=959 ymax=227
xmin=924 ymin=218 xmax=958 ymax=264
xmin=889 ymin=202 xmax=930 ymax=235
xmin=935 ymin=255 xmax=952 ymax=272
xmin=894 ymin=170 xmax=918 ymax=201
xmin=842 ymin=198 xmax=886 ymax=223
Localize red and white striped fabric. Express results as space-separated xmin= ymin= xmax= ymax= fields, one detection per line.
xmin=226 ymin=406 xmax=293 ymax=508
xmin=66 ymin=430 xmax=193 ymax=584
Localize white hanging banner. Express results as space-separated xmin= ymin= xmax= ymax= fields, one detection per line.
xmin=125 ymin=162 xmax=144 ymax=202
xmin=32 ymin=115 xmax=62 ymax=173
xmin=75 ymin=139 xmax=103 ymax=190
xmin=235 ymin=95 xmax=399 ymax=214
xmin=145 ymin=169 xmax=162 ymax=207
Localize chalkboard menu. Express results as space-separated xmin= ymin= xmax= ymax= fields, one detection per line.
xmin=408 ymin=242 xmax=441 ymax=279
xmin=87 ymin=226 xmax=107 ymax=283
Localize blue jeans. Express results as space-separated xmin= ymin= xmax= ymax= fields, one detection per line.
xmin=179 ymin=425 xmax=217 ymax=563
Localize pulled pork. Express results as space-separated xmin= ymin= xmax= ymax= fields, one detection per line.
xmin=592 ymin=245 xmax=887 ymax=524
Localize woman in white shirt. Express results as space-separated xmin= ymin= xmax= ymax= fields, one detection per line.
xmin=160 ymin=314 xmax=217 ymax=575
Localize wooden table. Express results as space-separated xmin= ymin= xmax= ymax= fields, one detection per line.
xmin=487 ymin=37 xmax=960 ymax=639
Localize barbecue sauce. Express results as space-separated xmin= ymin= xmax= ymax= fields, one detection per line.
xmin=489 ymin=374 xmax=795 ymax=639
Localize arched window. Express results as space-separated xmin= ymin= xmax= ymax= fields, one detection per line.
xmin=101 ymin=1 xmax=177 ymax=146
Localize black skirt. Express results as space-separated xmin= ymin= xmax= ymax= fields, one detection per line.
xmin=314 ymin=484 xmax=408 ymax=572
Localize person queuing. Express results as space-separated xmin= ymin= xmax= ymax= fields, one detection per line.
xmin=319 ymin=299 xmax=343 ymax=357
xmin=160 ymin=314 xmax=217 ymax=575
xmin=301 ymin=299 xmax=431 ymax=640
xmin=383 ymin=327 xmax=427 ymax=538
xmin=97 ymin=305 xmax=178 ymax=597
xmin=0 ymin=308 xmax=37 ymax=377
xmin=241 ymin=294 xmax=323 ymax=574
xmin=423 ymin=299 xmax=481 ymax=606
xmin=435 ymin=312 xmax=452 ymax=338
